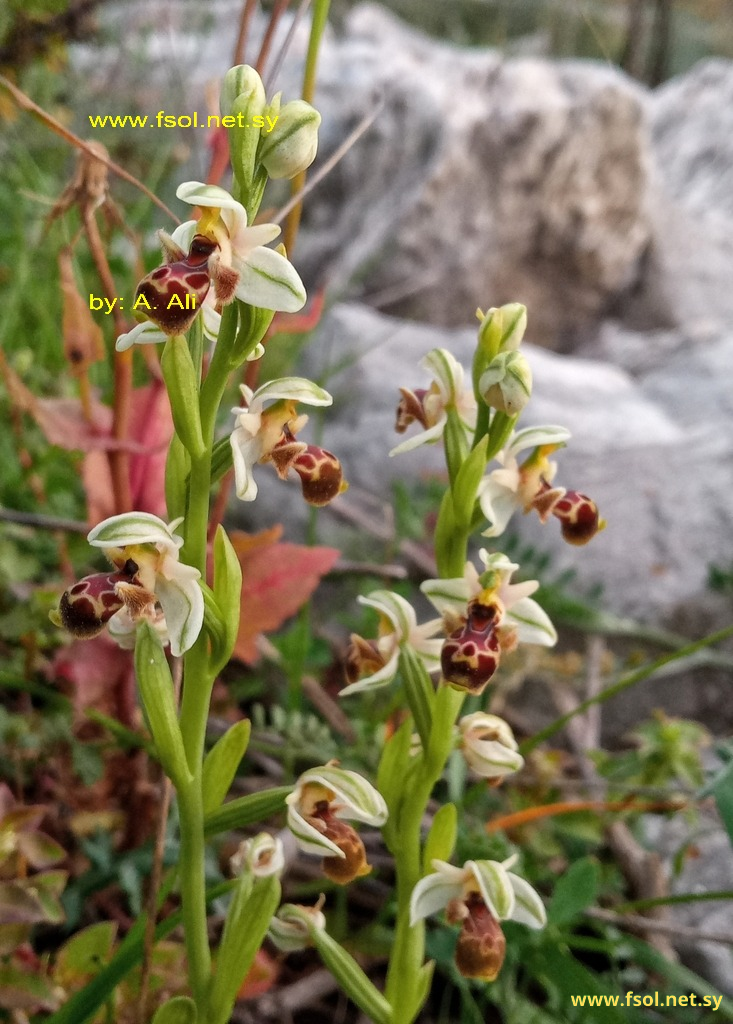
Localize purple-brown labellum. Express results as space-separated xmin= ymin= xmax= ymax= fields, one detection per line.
xmin=441 ymin=600 xmax=501 ymax=694
xmin=395 ymin=387 xmax=430 ymax=433
xmin=309 ymin=799 xmax=371 ymax=885
xmin=452 ymin=892 xmax=507 ymax=982
xmin=292 ymin=445 xmax=344 ymax=506
xmin=135 ymin=233 xmax=219 ymax=335
xmin=58 ymin=559 xmax=143 ymax=639
xmin=551 ymin=490 xmax=602 ymax=546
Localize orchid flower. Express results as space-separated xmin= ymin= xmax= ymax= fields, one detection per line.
xmin=286 ymin=763 xmax=388 ymax=883
xmin=421 ymin=550 xmax=556 ymax=693
xmin=477 ymin=425 xmax=571 ymax=537
xmin=410 ymin=856 xmax=545 ymax=980
xmin=230 ymin=377 xmax=336 ymax=502
xmin=390 ymin=348 xmax=477 ymax=456
xmin=62 ymin=513 xmax=204 ymax=657
xmin=176 ymin=181 xmax=306 ymax=312
xmin=341 ymin=590 xmax=444 ymax=697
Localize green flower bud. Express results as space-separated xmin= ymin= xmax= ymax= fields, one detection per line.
xmin=476 ymin=303 xmax=527 ymax=360
xmin=259 ymin=99 xmax=321 ymax=179
xmin=220 ymin=64 xmax=266 ymax=119
xmin=479 ymin=350 xmax=532 ymax=415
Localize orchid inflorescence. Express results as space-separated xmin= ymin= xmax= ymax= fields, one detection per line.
xmin=50 ymin=54 xmax=606 ymax=1024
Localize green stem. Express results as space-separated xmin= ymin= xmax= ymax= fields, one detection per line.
xmin=177 ymin=775 xmax=212 ymax=1006
xmin=175 ymin=307 xmax=241 ymax=1015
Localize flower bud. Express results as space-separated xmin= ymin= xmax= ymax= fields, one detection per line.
xmin=220 ymin=65 xmax=266 ymax=120
xmin=459 ymin=713 xmax=524 ymax=782
xmin=476 ymin=303 xmax=527 ymax=360
xmin=269 ymin=901 xmax=327 ymax=952
xmin=259 ymin=99 xmax=321 ymax=179
xmin=230 ymin=833 xmax=284 ymax=879
xmin=479 ymin=350 xmax=532 ymax=415
xmin=441 ymin=599 xmax=501 ymax=695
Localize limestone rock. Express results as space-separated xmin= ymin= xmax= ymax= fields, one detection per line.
xmin=301 ymin=5 xmax=651 ymax=348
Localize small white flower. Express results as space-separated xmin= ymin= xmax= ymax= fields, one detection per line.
xmin=176 ymin=181 xmax=306 ymax=312
xmin=341 ymin=590 xmax=444 ymax=697
xmin=87 ymin=512 xmax=203 ymax=657
xmin=390 ymin=348 xmax=476 ymax=456
xmin=459 ymin=713 xmax=524 ymax=780
xmin=410 ymin=855 xmax=546 ymax=930
xmin=421 ymin=549 xmax=557 ymax=649
xmin=230 ymin=377 xmax=333 ymax=501
xmin=477 ymin=425 xmax=571 ymax=538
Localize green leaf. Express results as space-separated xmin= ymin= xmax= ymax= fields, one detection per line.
xmin=443 ymin=408 xmax=469 ymax=487
xmin=211 ymin=525 xmax=243 ymax=674
xmin=399 ymin=645 xmax=434 ymax=754
xmin=208 ymin=875 xmax=281 ymax=1024
xmin=204 ymin=786 xmax=291 ymax=837
xmin=622 ymin=935 xmax=733 ymax=1020
xmin=151 ymin=996 xmax=197 ymax=1024
xmin=55 ymin=922 xmax=117 ymax=976
xmin=531 ymin=944 xmax=628 ymax=1023
xmin=165 ymin=433 xmax=190 ymax=523
xmin=161 ymin=336 xmax=205 ymax=459
xmin=413 ymin=960 xmax=435 ymax=1020
xmin=547 ymin=857 xmax=599 ymax=925
xmin=377 ymin=718 xmax=413 ymax=848
xmin=422 ymin=803 xmax=457 ymax=874
xmin=211 ymin=435 xmax=233 ymax=486
xmin=202 ymin=719 xmax=251 ymax=816
xmin=312 ymin=929 xmax=392 ymax=1024
xmin=230 ymin=301 xmax=274 ymax=368
xmin=134 ymin=622 xmax=191 ymax=788
xmin=451 ymin=436 xmax=487 ymax=529
xmin=709 ymin=756 xmax=733 ymax=846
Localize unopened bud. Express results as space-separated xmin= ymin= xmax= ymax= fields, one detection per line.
xmin=220 ymin=64 xmax=266 ymax=119
xmin=479 ymin=350 xmax=532 ymax=415
xmin=459 ymin=713 xmax=524 ymax=781
xmin=269 ymin=901 xmax=326 ymax=952
xmin=259 ymin=99 xmax=321 ymax=179
xmin=476 ymin=303 xmax=527 ymax=360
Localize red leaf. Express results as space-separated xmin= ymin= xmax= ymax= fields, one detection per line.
xmin=230 ymin=528 xmax=340 ymax=664
xmin=127 ymin=379 xmax=173 ymax=518
xmin=236 ymin=947 xmax=279 ymax=1000
xmin=51 ymin=634 xmax=136 ymax=723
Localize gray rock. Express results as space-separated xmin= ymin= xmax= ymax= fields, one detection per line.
xmin=644 ymin=800 xmax=733 ymax=996
xmin=300 ymin=4 xmax=651 ymax=348
xmin=240 ymin=301 xmax=733 ymax=635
